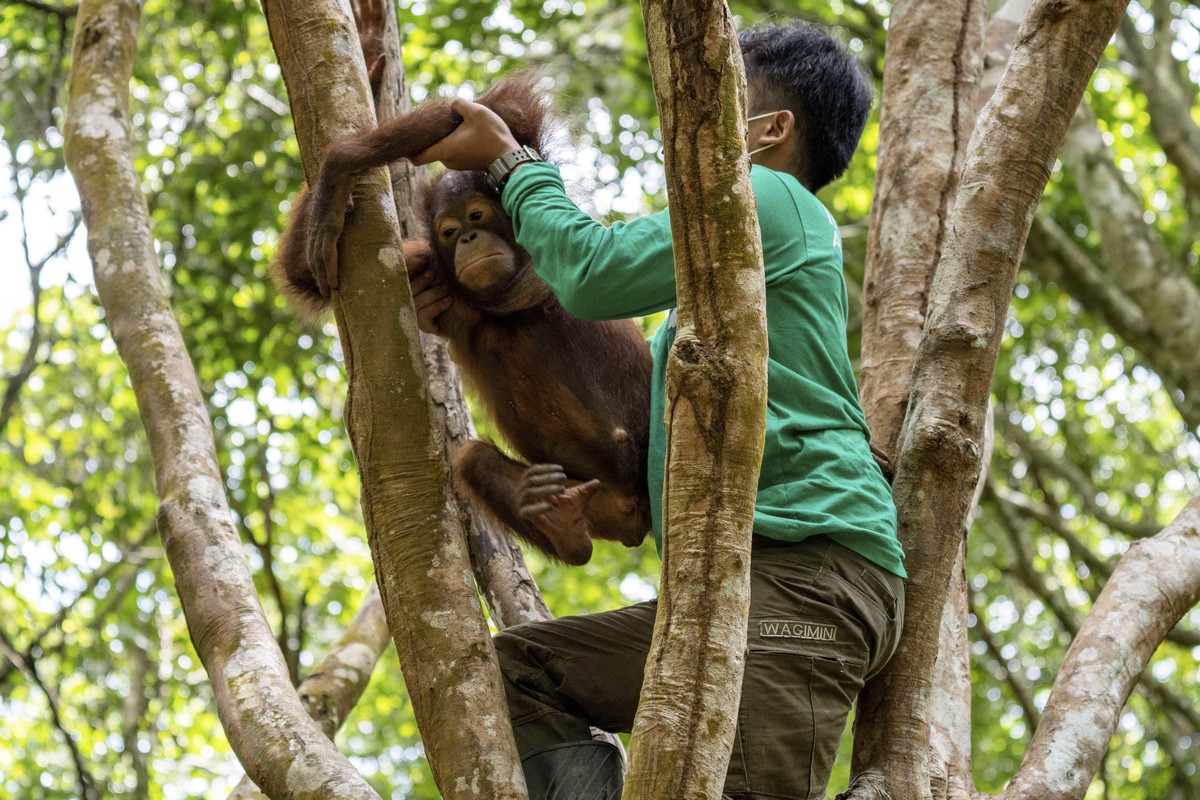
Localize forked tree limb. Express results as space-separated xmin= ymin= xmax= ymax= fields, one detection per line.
xmin=843 ymin=1 xmax=1131 ymax=798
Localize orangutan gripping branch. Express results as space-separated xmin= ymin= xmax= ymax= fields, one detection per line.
xmin=272 ymin=77 xmax=652 ymax=565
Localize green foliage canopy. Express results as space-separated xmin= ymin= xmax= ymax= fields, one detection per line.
xmin=0 ymin=1 xmax=1197 ymax=798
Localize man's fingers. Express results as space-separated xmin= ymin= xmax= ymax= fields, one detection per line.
xmin=413 ymin=103 xmax=478 ymax=166
xmin=413 ymin=99 xmax=519 ymax=170
xmin=411 ymin=145 xmax=439 ymax=166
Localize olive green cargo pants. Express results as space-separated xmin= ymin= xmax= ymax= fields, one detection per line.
xmin=494 ymin=536 xmax=904 ymax=799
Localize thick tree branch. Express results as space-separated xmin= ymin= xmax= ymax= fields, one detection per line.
xmin=1116 ymin=13 xmax=1200 ymax=209
xmin=1003 ymin=496 xmax=1200 ymax=800
xmin=847 ymin=3 xmax=1131 ymax=798
xmin=928 ymin=413 xmax=992 ymax=800
xmin=63 ymin=1 xmax=381 ymax=796
xmin=858 ymin=0 xmax=986 ymax=460
xmin=626 ymin=5 xmax=766 ymax=797
xmin=1059 ymin=100 xmax=1200 ymax=430
xmin=993 ymin=498 xmax=1200 ymax=779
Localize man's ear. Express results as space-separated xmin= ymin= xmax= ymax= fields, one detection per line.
xmin=758 ymin=110 xmax=795 ymax=146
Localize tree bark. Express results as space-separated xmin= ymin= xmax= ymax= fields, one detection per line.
xmin=845 ymin=2 xmax=1130 ymax=798
xmin=897 ymin=5 xmax=1027 ymax=795
xmin=1002 ymin=496 xmax=1200 ymax=800
xmin=927 ymin=411 xmax=992 ymax=800
xmin=850 ymin=0 xmax=986 ymax=795
xmin=63 ymin=2 xmax=381 ymax=798
xmin=347 ymin=0 xmax=552 ymax=631
xmin=624 ymin=5 xmax=767 ymax=799
xmin=229 ymin=584 xmax=392 ymax=800
xmin=858 ymin=0 xmax=986 ymax=460
xmin=261 ymin=1 xmax=525 ymax=797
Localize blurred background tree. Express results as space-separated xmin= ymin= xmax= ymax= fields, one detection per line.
xmin=0 ymin=1 xmax=1197 ymax=797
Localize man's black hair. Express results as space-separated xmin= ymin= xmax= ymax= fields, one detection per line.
xmin=739 ymin=22 xmax=872 ymax=190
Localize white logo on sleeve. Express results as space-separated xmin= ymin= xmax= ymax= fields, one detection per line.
xmin=825 ymin=207 xmax=841 ymax=249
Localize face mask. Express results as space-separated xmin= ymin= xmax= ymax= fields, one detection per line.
xmin=748 ymin=111 xmax=780 ymax=158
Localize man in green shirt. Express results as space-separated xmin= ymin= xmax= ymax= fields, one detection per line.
xmin=415 ymin=22 xmax=905 ymax=800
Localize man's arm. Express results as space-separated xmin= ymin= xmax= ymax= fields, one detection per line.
xmin=502 ymin=164 xmax=678 ymax=320
xmin=417 ymin=100 xmax=678 ymax=321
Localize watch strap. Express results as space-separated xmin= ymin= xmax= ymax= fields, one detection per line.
xmin=485 ymin=145 xmax=542 ymax=193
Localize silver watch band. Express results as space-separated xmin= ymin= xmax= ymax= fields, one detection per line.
xmin=485 ymin=145 xmax=542 ymax=193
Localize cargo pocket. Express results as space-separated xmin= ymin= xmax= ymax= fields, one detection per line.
xmin=723 ymin=618 xmax=867 ymax=799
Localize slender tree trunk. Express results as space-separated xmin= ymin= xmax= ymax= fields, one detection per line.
xmin=261 ymin=1 xmax=525 ymax=797
xmin=63 ymin=2 xmax=381 ymax=798
xmin=230 ymin=0 xmax=554 ymax=788
xmin=350 ymin=0 xmax=552 ymax=630
xmin=845 ymin=2 xmax=1131 ymax=798
xmin=624 ymin=5 xmax=767 ymax=798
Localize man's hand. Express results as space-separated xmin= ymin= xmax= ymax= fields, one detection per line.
xmin=413 ymin=99 xmax=522 ymax=171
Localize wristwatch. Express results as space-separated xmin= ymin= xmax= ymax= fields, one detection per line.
xmin=485 ymin=145 xmax=542 ymax=193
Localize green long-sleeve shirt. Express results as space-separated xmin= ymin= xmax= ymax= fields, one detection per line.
xmin=502 ymin=162 xmax=905 ymax=578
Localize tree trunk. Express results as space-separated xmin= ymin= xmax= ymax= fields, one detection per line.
xmin=63 ymin=1 xmax=381 ymax=798
xmin=846 ymin=2 xmax=1130 ymax=798
xmin=850 ymin=0 xmax=986 ymax=793
xmin=261 ymin=1 xmax=525 ymax=797
xmin=624 ymin=4 xmax=767 ymax=798
xmin=348 ymin=0 xmax=552 ymax=631
xmin=858 ymin=0 xmax=986 ymax=461
xmin=230 ymin=0 xmax=555 ymax=790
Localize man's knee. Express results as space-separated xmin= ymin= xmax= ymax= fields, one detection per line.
xmin=494 ymin=622 xmax=555 ymax=684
